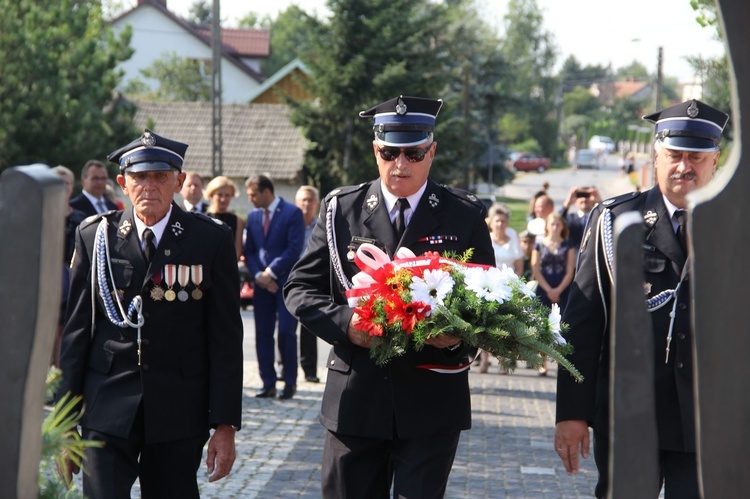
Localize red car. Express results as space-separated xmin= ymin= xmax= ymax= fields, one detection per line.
xmin=507 ymin=152 xmax=551 ymax=173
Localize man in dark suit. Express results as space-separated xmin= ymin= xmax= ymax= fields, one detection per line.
xmin=554 ymin=100 xmax=729 ymax=499
xmin=180 ymin=171 xmax=208 ymax=213
xmin=295 ymin=185 xmax=322 ymax=383
xmin=69 ymin=159 xmax=119 ymax=216
xmin=243 ymin=174 xmax=304 ymax=399
xmin=559 ymin=185 xmax=601 ymax=252
xmin=284 ymin=95 xmax=494 ymax=497
xmin=57 ymin=130 xmax=244 ymax=498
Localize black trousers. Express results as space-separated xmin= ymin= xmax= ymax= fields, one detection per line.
xmin=593 ymin=429 xmax=699 ymax=498
xmin=81 ymin=404 xmax=209 ymax=499
xmin=322 ymin=429 xmax=461 ymax=499
xmin=299 ymin=325 xmax=318 ymax=377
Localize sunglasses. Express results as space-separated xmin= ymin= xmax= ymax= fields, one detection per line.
xmin=377 ymin=143 xmax=433 ymax=163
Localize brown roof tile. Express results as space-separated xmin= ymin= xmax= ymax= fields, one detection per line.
xmin=193 ymin=28 xmax=271 ymax=58
xmin=133 ymin=101 xmax=305 ymax=180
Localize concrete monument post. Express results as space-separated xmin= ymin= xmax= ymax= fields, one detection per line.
xmin=0 ymin=165 xmax=66 ymax=498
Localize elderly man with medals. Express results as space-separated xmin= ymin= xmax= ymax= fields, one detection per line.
xmin=57 ymin=130 xmax=243 ymax=498
xmin=554 ymin=100 xmax=729 ymax=499
xmin=284 ymin=96 xmax=494 ymax=497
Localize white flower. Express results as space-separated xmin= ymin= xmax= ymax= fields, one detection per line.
xmin=463 ymin=266 xmax=513 ymax=304
xmin=549 ymin=303 xmax=566 ymax=345
xmin=410 ymin=269 xmax=455 ymax=313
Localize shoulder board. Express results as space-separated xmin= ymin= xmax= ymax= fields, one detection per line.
xmin=440 ymin=185 xmax=485 ymax=210
xmin=80 ymin=210 xmax=117 ymax=228
xmin=600 ymin=191 xmax=642 ymax=209
xmin=324 ymin=183 xmax=368 ymax=202
xmin=192 ymin=211 xmax=229 ymax=230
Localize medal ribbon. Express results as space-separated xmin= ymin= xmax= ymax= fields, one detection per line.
xmin=164 ymin=264 xmax=176 ymax=288
xmin=178 ymin=265 xmax=191 ymax=288
xmin=191 ymin=265 xmax=203 ymax=287
xmin=152 ymin=270 xmax=163 ymax=285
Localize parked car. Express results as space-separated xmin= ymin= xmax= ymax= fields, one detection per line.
xmin=506 ymin=152 xmax=551 ymax=173
xmin=588 ymin=135 xmax=616 ymax=153
xmin=575 ymin=149 xmax=599 ymax=169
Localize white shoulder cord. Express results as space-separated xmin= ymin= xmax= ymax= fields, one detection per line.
xmin=327 ymin=196 xmax=353 ymax=291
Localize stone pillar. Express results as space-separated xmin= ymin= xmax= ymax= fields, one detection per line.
xmin=608 ymin=212 xmax=659 ymax=498
xmin=0 ymin=165 xmax=66 ymax=499
xmin=691 ymin=2 xmax=750 ymax=496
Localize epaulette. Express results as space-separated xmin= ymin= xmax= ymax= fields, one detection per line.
xmin=191 ymin=211 xmax=230 ymax=231
xmin=324 ymin=183 xmax=368 ymax=202
xmin=80 ymin=210 xmax=117 ymax=228
xmin=440 ymin=185 xmax=486 ymax=211
xmin=599 ymin=190 xmax=642 ymax=209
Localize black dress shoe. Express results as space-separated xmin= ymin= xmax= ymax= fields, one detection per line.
xmin=305 ymin=375 xmax=320 ymax=383
xmin=279 ymin=385 xmax=296 ymax=400
xmin=255 ymin=386 xmax=277 ymax=398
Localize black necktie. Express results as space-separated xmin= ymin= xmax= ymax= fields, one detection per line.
xmin=393 ymin=198 xmax=409 ymax=240
xmin=143 ymin=228 xmax=156 ymax=263
xmin=674 ymin=211 xmax=688 ymax=254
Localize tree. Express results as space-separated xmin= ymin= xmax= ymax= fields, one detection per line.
xmin=290 ymin=0 xmax=454 ymax=193
xmin=259 ymin=6 xmax=324 ymax=76
xmin=500 ymin=0 xmax=560 ymax=157
xmin=187 ymin=0 xmax=212 ymax=25
xmin=124 ymin=52 xmax=213 ymax=102
xmin=0 ymin=0 xmax=136 ymax=172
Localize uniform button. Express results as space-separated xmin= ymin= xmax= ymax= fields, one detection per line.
xmin=142 ymin=364 xmax=149 ymax=371
xmin=330 ymin=360 xmax=335 ymax=366
xmin=678 ymin=333 xmax=686 ymax=340
xmin=142 ymin=338 xmax=150 ymax=346
xmin=679 ymin=303 xmax=687 ymax=311
xmin=676 ymin=362 xmax=683 ymax=369
xmin=143 ymin=312 xmax=150 ymax=319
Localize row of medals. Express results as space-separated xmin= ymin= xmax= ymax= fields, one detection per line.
xmin=150 ymin=264 xmax=203 ymax=302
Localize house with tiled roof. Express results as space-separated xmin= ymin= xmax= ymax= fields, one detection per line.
xmin=248 ymin=59 xmax=314 ymax=104
xmin=132 ymin=100 xmax=307 ymax=204
xmin=110 ymin=0 xmax=269 ymax=103
xmin=589 ymin=78 xmax=653 ymax=105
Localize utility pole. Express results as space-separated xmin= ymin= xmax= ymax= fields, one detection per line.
xmin=655 ymin=46 xmax=663 ymax=112
xmin=211 ymin=0 xmax=223 ymax=177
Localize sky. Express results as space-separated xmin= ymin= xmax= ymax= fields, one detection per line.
xmin=157 ymin=0 xmax=725 ymax=83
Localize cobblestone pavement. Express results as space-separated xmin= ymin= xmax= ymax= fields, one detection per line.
xmin=192 ymin=355 xmax=599 ymax=498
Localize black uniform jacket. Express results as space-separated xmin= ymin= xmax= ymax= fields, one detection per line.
xmin=556 ymin=187 xmax=695 ymax=452
xmin=58 ymin=203 xmax=243 ymax=444
xmin=284 ymin=179 xmax=494 ymax=439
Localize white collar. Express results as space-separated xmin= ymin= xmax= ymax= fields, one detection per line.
xmin=82 ymin=190 xmax=105 ymax=207
xmin=132 ymin=205 xmax=173 ymax=247
xmin=379 ymin=181 xmax=427 ymax=216
xmin=661 ymin=194 xmax=684 ymax=220
xmin=264 ymin=195 xmax=280 ymax=215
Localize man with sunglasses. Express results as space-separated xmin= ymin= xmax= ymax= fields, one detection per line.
xmin=284 ymin=95 xmax=494 ymax=498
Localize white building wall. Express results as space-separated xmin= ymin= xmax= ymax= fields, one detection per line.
xmin=112 ymin=5 xmax=260 ymax=103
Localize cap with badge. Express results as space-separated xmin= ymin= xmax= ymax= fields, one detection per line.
xmin=359 ymin=95 xmax=443 ymax=146
xmin=107 ymin=129 xmax=189 ymax=173
xmin=643 ymin=99 xmax=729 ymax=152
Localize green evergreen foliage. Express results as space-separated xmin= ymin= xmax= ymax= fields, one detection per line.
xmin=39 ymin=368 xmax=103 ymax=498
xmin=0 ymin=0 xmax=137 ymax=173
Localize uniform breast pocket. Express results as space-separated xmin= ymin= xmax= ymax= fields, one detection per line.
xmin=111 ymin=261 xmax=134 ymax=289
xmin=643 ymin=254 xmax=666 ymax=274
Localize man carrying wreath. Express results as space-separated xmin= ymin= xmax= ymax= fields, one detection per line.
xmin=284 ymin=95 xmax=494 ymax=497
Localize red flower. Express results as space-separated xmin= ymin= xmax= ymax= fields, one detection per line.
xmin=387 ymin=299 xmax=430 ymax=334
xmin=355 ymin=297 xmax=385 ymax=337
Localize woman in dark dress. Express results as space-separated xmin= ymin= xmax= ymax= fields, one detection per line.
xmin=205 ymin=176 xmax=244 ymax=260
xmin=531 ymin=212 xmax=575 ymax=375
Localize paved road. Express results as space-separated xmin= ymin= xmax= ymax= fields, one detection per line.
xmin=80 ymin=165 xmax=641 ymax=497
